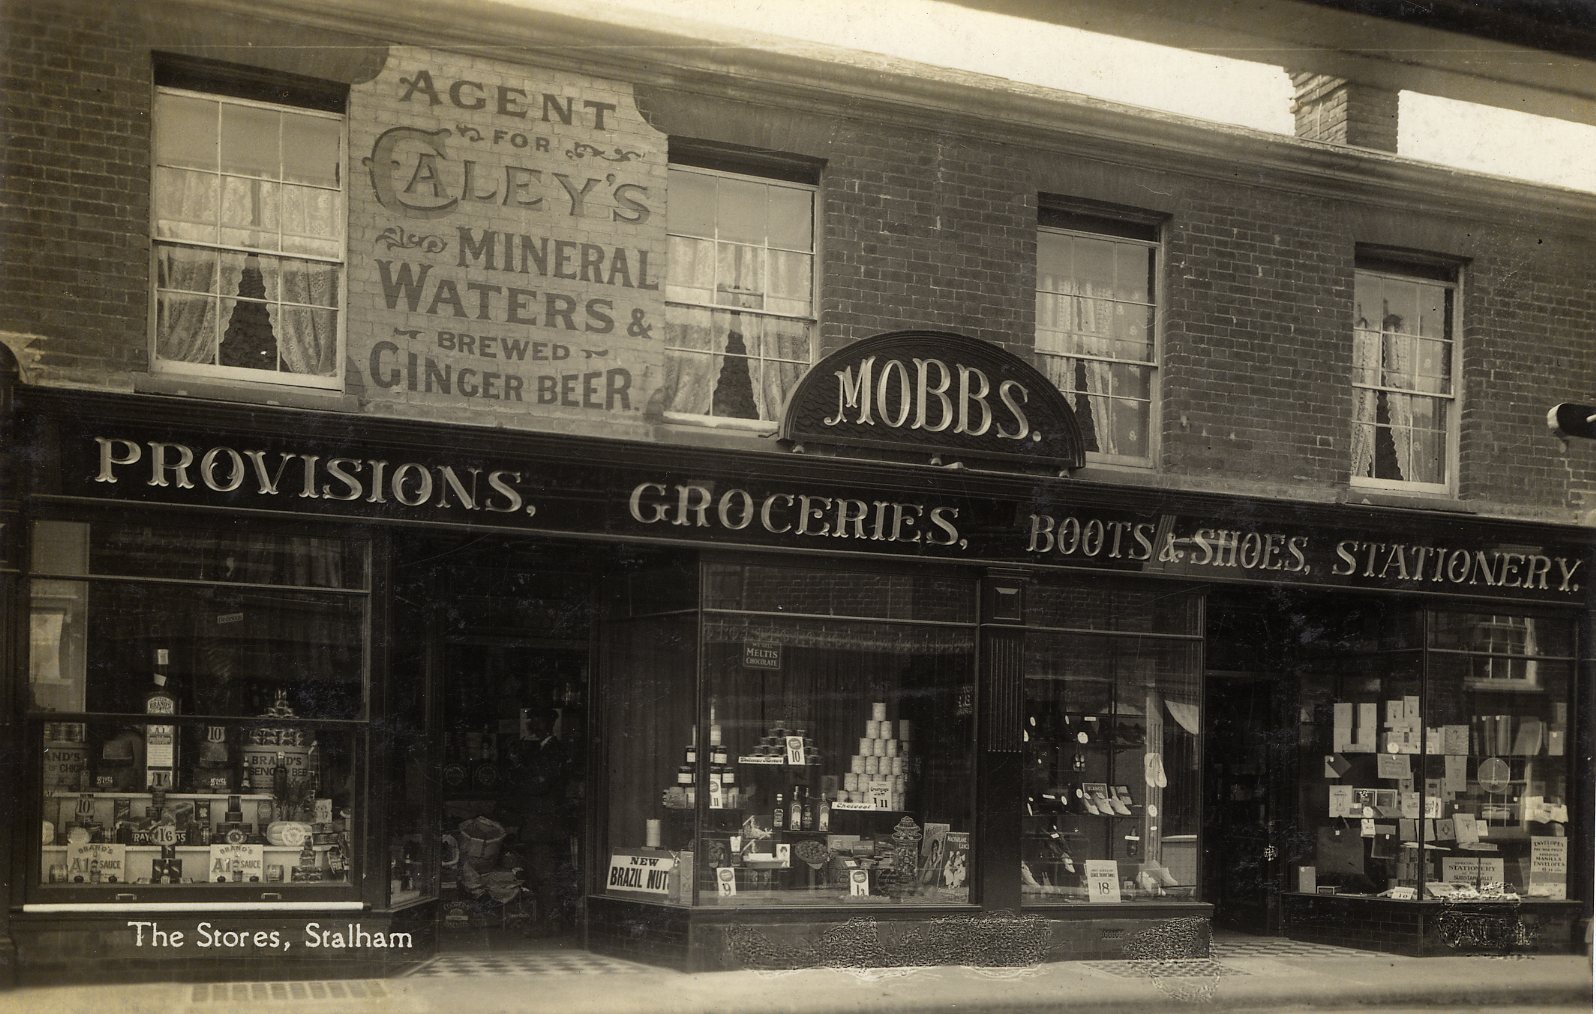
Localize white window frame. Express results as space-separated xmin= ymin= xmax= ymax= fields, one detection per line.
xmin=148 ymin=86 xmax=347 ymax=392
xmin=1349 ymin=266 xmax=1461 ymax=495
xmin=663 ymin=164 xmax=819 ymax=430
xmin=1034 ymin=224 xmax=1161 ymax=468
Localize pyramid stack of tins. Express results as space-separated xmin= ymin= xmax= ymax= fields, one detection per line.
xmin=839 ymin=701 xmax=910 ymax=809
xmin=243 ymin=690 xmax=318 ymax=796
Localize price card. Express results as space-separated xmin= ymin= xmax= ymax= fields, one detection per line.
xmin=1084 ymin=860 xmax=1121 ymax=904
xmin=715 ymin=866 xmax=737 ymax=898
xmin=1389 ymin=886 xmax=1417 ymax=901
xmin=849 ymin=868 xmax=870 ymax=897
xmin=864 ymin=780 xmax=892 ymax=810
xmin=784 ymin=736 xmax=806 ymax=766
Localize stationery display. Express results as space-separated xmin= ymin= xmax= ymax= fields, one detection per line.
xmin=1308 ymin=614 xmax=1571 ymax=902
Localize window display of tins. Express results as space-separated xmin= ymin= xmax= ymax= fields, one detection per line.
xmin=242 ymin=690 xmax=319 ymax=810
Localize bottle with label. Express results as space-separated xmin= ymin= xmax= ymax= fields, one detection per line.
xmin=273 ymin=751 xmax=291 ymax=802
xmin=88 ymin=856 xmax=102 ymax=884
xmin=144 ymin=648 xmax=178 ymax=791
xmin=721 ymin=767 xmax=738 ymax=809
xmin=817 ymin=793 xmax=831 ymax=832
xmin=790 ymin=787 xmax=803 ymax=830
xmin=774 ymin=792 xmax=785 ymax=829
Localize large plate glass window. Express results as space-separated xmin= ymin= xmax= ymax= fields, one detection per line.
xmin=1035 ymin=210 xmax=1159 ymax=466
xmin=152 ymin=87 xmax=344 ymax=388
xmin=28 ymin=519 xmax=367 ymax=899
xmin=1022 ymin=578 xmax=1202 ymax=904
xmin=1351 ymin=259 xmax=1458 ymax=492
xmin=663 ymin=165 xmax=816 ymax=426
xmin=697 ymin=561 xmax=976 ymax=908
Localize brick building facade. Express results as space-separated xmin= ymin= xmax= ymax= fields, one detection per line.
xmin=1 ymin=0 xmax=1590 ymax=984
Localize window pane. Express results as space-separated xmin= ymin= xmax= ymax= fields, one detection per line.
xmin=1410 ymin=427 xmax=1445 ymax=485
xmin=665 ymin=236 xmax=715 ymax=305
xmin=1023 ymin=581 xmax=1203 ymax=906
xmin=156 ymin=245 xmax=217 ymax=295
xmin=277 ymin=256 xmax=339 ymax=308
xmin=281 ymin=115 xmax=341 ymax=188
xmin=716 ymin=243 xmax=764 ymax=309
xmin=1382 ymin=280 xmax=1419 ymax=336
xmin=38 ymin=719 xmax=357 ymax=889
xmin=766 ymin=250 xmax=811 ymax=316
xmin=279 ymin=185 xmax=341 ymax=258
xmin=1037 ymin=232 xmax=1071 ymax=290
xmin=277 ymin=306 xmax=338 ymax=376
xmin=1112 ymin=305 xmax=1155 ymax=363
xmin=1036 ymin=288 xmax=1069 ymax=332
xmin=156 ymin=292 xmax=218 ymax=365
xmin=1113 ymin=242 xmax=1151 ymax=303
xmin=220 ymin=177 xmax=279 ymax=250
xmin=218 ymin=296 xmax=278 ymax=372
xmin=154 ymin=168 xmax=219 ymax=244
xmin=1073 ymin=238 xmax=1116 ymax=295
xmin=1109 ymin=397 xmax=1150 ymax=460
xmin=154 ymin=94 xmax=217 ymax=170
xmin=767 ymin=185 xmax=813 ymax=250
xmin=220 ymin=104 xmax=279 ymax=179
xmin=694 ymin=564 xmax=975 ymax=909
xmin=665 ymin=304 xmax=714 ymax=353
xmin=1353 ymin=273 xmax=1381 ymax=331
xmin=668 ymin=169 xmax=716 ymax=238
xmin=715 ymin=176 xmax=767 ymax=244
xmin=662 ymin=349 xmax=714 ymax=415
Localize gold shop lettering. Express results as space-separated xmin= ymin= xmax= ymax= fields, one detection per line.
xmin=92 ymin=437 xmax=532 ymax=516
xmin=824 ymin=356 xmax=1031 ymax=440
xmin=1332 ymin=540 xmax=1582 ymax=593
xmin=628 ymin=482 xmax=964 ymax=548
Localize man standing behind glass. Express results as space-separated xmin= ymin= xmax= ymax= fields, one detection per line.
xmin=510 ymin=706 xmax=569 ymax=935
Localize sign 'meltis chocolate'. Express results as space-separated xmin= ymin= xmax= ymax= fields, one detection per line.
xmin=777 ymin=330 xmax=1085 ymax=473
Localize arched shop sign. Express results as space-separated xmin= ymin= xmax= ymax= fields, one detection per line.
xmin=777 ymin=330 xmax=1086 ymax=474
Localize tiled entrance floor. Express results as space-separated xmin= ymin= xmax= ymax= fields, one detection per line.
xmin=403 ymin=949 xmax=659 ymax=977
xmin=1212 ymin=930 xmax=1390 ymax=959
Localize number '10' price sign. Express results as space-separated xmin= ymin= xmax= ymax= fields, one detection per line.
xmin=1084 ymin=860 xmax=1121 ymax=903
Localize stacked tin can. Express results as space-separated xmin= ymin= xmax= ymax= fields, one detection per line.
xmin=840 ymin=701 xmax=910 ymax=809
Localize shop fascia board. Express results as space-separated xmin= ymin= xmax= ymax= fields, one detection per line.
xmin=17 ymin=383 xmax=1596 ymax=552
xmin=159 ymin=0 xmax=1596 ymax=236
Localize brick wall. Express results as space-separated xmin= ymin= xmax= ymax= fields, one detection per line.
xmin=5 ymin=4 xmax=1594 ymax=523
xmin=0 ymin=0 xmax=150 ymax=387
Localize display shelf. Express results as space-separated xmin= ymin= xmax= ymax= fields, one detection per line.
xmin=47 ymin=790 xmax=274 ymax=800
xmin=42 ymin=843 xmax=333 ymax=855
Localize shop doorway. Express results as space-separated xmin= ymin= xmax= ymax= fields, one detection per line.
xmin=1202 ymin=590 xmax=1304 ymax=935
xmin=394 ymin=536 xmax=595 ymax=952
xmin=435 ymin=634 xmax=587 ymax=949
xmin=1202 ymin=672 xmax=1292 ymax=933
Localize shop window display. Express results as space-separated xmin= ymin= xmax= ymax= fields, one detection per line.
xmin=1021 ymin=579 xmax=1203 ymax=904
xmin=1294 ymin=605 xmax=1575 ymax=903
xmin=28 ymin=520 xmax=366 ymax=896
xmin=600 ymin=559 xmax=976 ymax=907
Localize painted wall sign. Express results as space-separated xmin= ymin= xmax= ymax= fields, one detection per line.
xmin=46 ymin=423 xmax=1589 ymax=603
xmin=347 ymin=49 xmax=668 ymax=435
xmin=778 ymin=331 xmax=1086 ymax=473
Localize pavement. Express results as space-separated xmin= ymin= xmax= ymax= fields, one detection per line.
xmin=1 ymin=936 xmax=1590 ymax=1014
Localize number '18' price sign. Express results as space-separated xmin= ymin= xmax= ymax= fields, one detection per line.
xmin=1083 ymin=859 xmax=1121 ymax=903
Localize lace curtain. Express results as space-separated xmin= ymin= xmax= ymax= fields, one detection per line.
xmin=662 ymin=309 xmax=811 ymax=421
xmin=155 ymin=171 xmax=338 ymax=376
xmin=1352 ymin=315 xmax=1416 ymax=481
xmin=1037 ymin=278 xmax=1118 ymax=455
